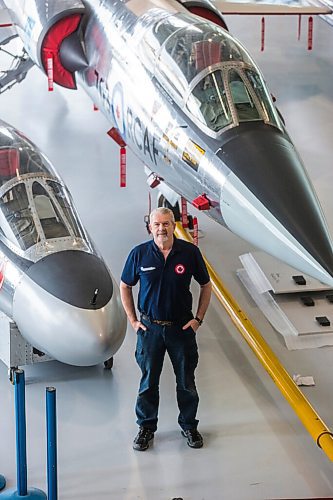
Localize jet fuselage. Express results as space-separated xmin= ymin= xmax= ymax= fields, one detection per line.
xmin=79 ymin=0 xmax=333 ymax=285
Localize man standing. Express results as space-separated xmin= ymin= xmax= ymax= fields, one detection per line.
xmin=120 ymin=207 xmax=211 ymax=451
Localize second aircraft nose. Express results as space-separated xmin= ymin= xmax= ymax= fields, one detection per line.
xmin=12 ymin=250 xmax=126 ymax=365
xmin=23 ymin=250 xmax=114 ymax=309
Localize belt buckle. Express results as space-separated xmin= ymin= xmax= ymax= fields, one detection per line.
xmin=154 ymin=319 xmax=173 ymax=326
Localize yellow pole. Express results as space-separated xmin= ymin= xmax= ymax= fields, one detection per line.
xmin=175 ymin=222 xmax=333 ymax=461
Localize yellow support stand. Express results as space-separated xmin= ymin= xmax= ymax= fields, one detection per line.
xmin=175 ymin=222 xmax=333 ymax=461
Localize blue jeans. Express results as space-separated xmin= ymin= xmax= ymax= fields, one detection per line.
xmin=135 ymin=318 xmax=199 ymax=432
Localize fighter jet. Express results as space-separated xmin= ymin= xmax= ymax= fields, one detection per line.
xmin=0 ymin=119 xmax=126 ymax=367
xmin=1 ymin=0 xmax=333 ymax=286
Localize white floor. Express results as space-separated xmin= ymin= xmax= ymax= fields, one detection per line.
xmin=1 ymin=13 xmax=333 ymax=500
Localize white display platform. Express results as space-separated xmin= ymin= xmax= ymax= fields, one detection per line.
xmin=238 ymin=252 xmax=333 ymax=350
xmin=239 ymin=252 xmax=332 ymax=294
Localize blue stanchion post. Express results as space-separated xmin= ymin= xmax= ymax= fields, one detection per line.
xmin=0 ymin=475 xmax=5 ymax=491
xmin=15 ymin=370 xmax=27 ymax=496
xmin=0 ymin=369 xmax=46 ymax=499
xmin=46 ymin=387 xmax=57 ymax=500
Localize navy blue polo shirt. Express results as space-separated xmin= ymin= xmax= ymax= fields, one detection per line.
xmin=121 ymin=237 xmax=210 ymax=322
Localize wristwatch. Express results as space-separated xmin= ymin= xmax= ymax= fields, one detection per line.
xmin=195 ymin=316 xmax=203 ymax=326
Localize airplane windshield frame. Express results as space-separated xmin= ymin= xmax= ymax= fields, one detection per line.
xmin=184 ymin=63 xmax=281 ymax=137
xmin=0 ymin=174 xmax=90 ymax=252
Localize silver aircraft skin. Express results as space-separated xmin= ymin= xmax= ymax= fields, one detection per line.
xmin=0 ymin=119 xmax=126 ymax=366
xmin=1 ymin=0 xmax=333 ymax=286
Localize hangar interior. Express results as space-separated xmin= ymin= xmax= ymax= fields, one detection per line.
xmin=1 ymin=13 xmax=333 ymax=500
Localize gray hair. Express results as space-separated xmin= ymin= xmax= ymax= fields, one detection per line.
xmin=149 ymin=207 xmax=175 ymax=224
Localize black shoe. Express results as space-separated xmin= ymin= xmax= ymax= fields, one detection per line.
xmin=181 ymin=429 xmax=203 ymax=448
xmin=133 ymin=427 xmax=154 ymax=451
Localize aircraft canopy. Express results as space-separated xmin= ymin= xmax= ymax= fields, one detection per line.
xmin=0 ymin=121 xmax=91 ymax=256
xmin=145 ymin=14 xmax=281 ymax=135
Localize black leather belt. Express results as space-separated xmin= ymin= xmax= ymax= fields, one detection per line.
xmin=141 ymin=314 xmax=174 ymax=326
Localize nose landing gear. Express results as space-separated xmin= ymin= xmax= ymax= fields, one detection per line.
xmin=103 ymin=356 xmax=114 ymax=370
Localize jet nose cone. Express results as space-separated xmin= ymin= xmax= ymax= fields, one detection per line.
xmin=12 ymin=251 xmax=126 ymax=365
xmin=25 ymin=250 xmax=114 ymax=310
xmin=218 ymin=123 xmax=333 ymax=284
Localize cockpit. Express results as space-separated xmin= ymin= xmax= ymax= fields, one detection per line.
xmin=141 ymin=14 xmax=281 ymax=137
xmin=0 ymin=123 xmax=92 ymax=260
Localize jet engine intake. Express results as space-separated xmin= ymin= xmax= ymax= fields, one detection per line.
xmin=177 ymin=0 xmax=228 ymax=30
xmin=2 ymin=0 xmax=86 ymax=88
xmin=40 ymin=13 xmax=86 ymax=89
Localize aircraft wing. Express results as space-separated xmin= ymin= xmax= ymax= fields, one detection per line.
xmin=213 ymin=0 xmax=332 ymax=14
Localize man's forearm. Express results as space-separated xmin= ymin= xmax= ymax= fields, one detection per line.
xmin=196 ymin=281 xmax=212 ymax=321
xmin=120 ymin=281 xmax=138 ymax=327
